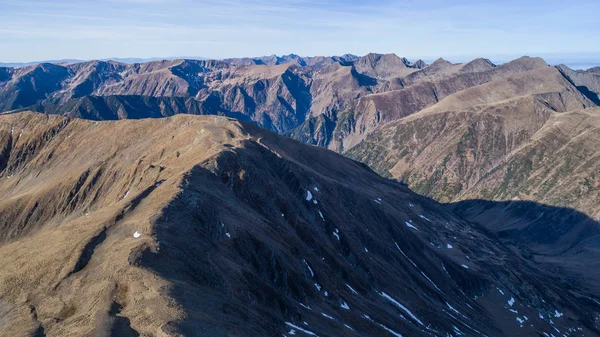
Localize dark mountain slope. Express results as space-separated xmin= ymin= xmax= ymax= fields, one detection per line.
xmin=557 ymin=64 xmax=600 ymax=105
xmin=449 ymin=200 xmax=600 ymax=297
xmin=0 ymin=112 xmax=598 ymax=337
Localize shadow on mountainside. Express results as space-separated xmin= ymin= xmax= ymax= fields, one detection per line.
xmin=131 ymin=141 xmax=502 ymax=337
xmin=131 ymin=138 xmax=600 ymax=336
xmin=448 ymin=199 xmax=600 ymax=297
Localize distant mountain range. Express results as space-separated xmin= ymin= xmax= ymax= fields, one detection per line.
xmin=0 ymin=56 xmax=208 ymax=68
xmin=1 ymin=53 xmax=599 ymax=221
xmin=2 ymin=52 xmax=600 ymax=336
xmin=2 ymin=52 xmax=598 ymax=69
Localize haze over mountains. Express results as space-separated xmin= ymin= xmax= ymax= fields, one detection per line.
xmin=2 ymin=52 xmax=600 ymax=336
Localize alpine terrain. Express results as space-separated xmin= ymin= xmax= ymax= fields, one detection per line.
xmin=1 ymin=112 xmax=599 ymax=336
xmin=1 ymin=54 xmax=599 ymax=221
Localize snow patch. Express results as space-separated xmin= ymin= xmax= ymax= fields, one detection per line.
xmin=380 ymin=291 xmax=424 ymax=326
xmin=420 ymin=271 xmax=442 ymax=292
xmin=447 ymin=243 xmax=453 ymax=249
xmin=225 ymin=232 xmax=231 ymax=238
xmin=418 ymin=215 xmax=431 ymax=222
xmin=340 ymin=301 xmax=350 ymax=310
xmin=394 ymin=242 xmax=418 ymax=268
xmin=306 ymin=191 xmax=313 ymax=201
xmin=318 ymin=211 xmax=324 ymax=220
xmin=321 ymin=312 xmax=334 ymax=320
xmin=446 ymin=302 xmax=468 ymax=320
xmin=333 ymin=228 xmax=340 ymax=240
xmin=299 ymin=303 xmax=312 ymax=310
xmin=133 ymin=231 xmax=141 ymax=238
xmin=461 ymin=264 xmax=469 ymax=269
xmin=508 ymin=297 xmax=515 ymax=307
xmin=405 ymin=221 xmax=419 ymax=230
xmin=554 ymin=310 xmax=563 ymax=318
xmin=303 ymin=259 xmax=314 ymax=277
xmin=313 ymin=186 xmax=319 ymax=192
xmin=285 ymin=323 xmax=318 ymax=337
xmin=378 ymin=323 xmax=403 ymax=337
xmin=346 ymin=284 xmax=358 ymax=294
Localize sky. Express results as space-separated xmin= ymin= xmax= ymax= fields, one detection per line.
xmin=1 ymin=0 xmax=599 ymax=65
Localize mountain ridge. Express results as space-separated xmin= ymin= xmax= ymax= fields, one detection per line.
xmin=1 ymin=111 xmax=598 ymax=336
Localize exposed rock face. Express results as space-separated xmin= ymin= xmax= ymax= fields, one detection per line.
xmin=1 ymin=112 xmax=598 ymax=337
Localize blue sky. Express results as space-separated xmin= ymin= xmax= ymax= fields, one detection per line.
xmin=1 ymin=0 xmax=599 ymax=64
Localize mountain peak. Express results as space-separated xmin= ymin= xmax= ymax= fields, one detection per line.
xmin=460 ymin=57 xmax=496 ymax=73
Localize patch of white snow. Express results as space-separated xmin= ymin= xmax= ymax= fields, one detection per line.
xmin=380 ymin=292 xmax=424 ymax=326
xmin=303 ymin=259 xmax=314 ymax=277
xmin=405 ymin=221 xmax=419 ymax=230
xmin=346 ymin=284 xmax=358 ymax=294
xmin=419 ymin=215 xmax=431 ymax=222
xmin=306 ymin=191 xmax=313 ymax=201
xmin=285 ymin=323 xmax=318 ymax=337
xmin=333 ymin=228 xmax=340 ymax=240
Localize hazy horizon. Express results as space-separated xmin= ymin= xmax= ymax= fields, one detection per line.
xmin=1 ymin=0 xmax=599 ymax=65
xmin=1 ymin=52 xmax=599 ymax=70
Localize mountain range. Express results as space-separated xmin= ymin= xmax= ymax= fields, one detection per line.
xmin=1 ymin=53 xmax=600 ymax=336
xmin=1 ymin=112 xmax=598 ymax=336
xmin=1 ymin=53 xmax=599 ymax=217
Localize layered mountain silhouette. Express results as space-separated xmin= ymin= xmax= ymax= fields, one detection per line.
xmin=1 ymin=53 xmax=599 ymax=220
xmin=1 ymin=112 xmax=599 ymax=337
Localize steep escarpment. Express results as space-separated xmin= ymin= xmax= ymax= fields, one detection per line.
xmin=1 ymin=112 xmax=598 ymax=337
